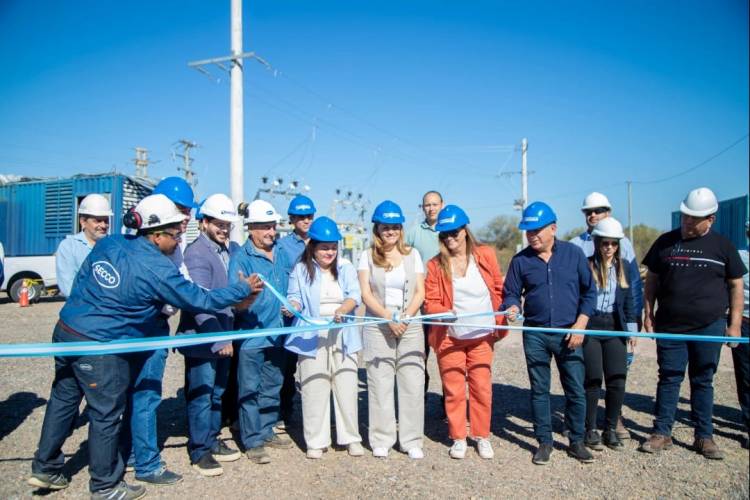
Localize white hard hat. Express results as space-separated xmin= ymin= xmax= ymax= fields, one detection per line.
xmin=134 ymin=194 xmax=186 ymax=230
xmin=79 ymin=193 xmax=113 ymax=217
xmin=581 ymin=192 xmax=612 ymax=211
xmin=244 ymin=199 xmax=281 ymax=224
xmin=592 ymin=217 xmax=625 ymax=239
xmin=679 ymin=187 xmax=718 ymax=217
xmin=200 ymin=193 xmax=239 ymax=222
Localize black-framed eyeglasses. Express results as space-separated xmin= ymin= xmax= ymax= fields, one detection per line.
xmin=600 ymin=240 xmax=619 ymax=247
xmin=584 ymin=207 xmax=609 ymax=216
xmin=439 ymin=229 xmax=462 ymax=239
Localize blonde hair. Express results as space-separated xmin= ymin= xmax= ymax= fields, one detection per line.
xmin=590 ymin=237 xmax=629 ymax=289
xmin=370 ymin=224 xmax=410 ymax=271
xmin=436 ymin=226 xmax=480 ymax=280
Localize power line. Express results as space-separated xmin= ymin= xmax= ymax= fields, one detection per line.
xmin=632 ymin=133 xmax=748 ymax=185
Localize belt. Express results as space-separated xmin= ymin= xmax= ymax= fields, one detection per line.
xmin=57 ymin=320 xmax=93 ymax=341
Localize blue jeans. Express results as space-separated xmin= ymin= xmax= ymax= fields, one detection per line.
xmin=185 ymin=356 xmax=230 ymax=463
xmin=238 ymin=346 xmax=286 ymax=449
xmin=522 ymin=331 xmax=586 ymax=445
xmin=32 ymin=323 xmax=130 ymax=492
xmin=120 ymin=348 xmax=167 ymax=475
xmin=653 ymin=319 xmax=725 ymax=439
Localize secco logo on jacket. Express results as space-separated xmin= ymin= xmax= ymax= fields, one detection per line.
xmin=92 ymin=260 xmax=121 ymax=289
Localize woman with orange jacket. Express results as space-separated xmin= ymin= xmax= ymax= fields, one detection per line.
xmin=423 ymin=205 xmax=506 ymax=460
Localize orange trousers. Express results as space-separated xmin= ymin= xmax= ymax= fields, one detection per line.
xmin=435 ymin=334 xmax=494 ymax=440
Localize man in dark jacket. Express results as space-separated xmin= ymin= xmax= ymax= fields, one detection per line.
xmin=503 ymin=202 xmax=597 ymax=466
xmin=178 ymin=194 xmax=246 ymax=476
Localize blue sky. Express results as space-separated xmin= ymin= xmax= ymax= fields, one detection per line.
xmin=0 ymin=0 xmax=747 ymax=233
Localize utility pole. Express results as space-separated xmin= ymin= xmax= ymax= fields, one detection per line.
xmin=188 ymin=0 xmax=273 ymax=242
xmin=173 ymin=139 xmax=198 ymax=189
xmin=503 ymin=138 xmax=531 ymax=249
xmin=520 ymin=137 xmax=528 ymax=247
xmin=627 ymin=180 xmax=633 ymax=243
xmin=132 ymin=147 xmax=150 ymax=177
xmin=229 ymin=0 xmax=243 ymax=243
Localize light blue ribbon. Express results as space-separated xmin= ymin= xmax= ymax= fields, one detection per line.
xmin=419 ymin=321 xmax=749 ymax=344
xmin=1 ymin=273 xmax=744 ymax=359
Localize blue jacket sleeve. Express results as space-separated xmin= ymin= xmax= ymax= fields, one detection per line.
xmin=0 ymin=259 xmax=4 ymax=289
xmin=341 ymin=262 xmax=361 ymax=305
xmin=286 ymin=264 xmax=303 ymax=309
xmin=577 ymin=250 xmax=596 ymax=317
xmin=626 ymin=258 xmax=643 ymax=318
xmin=501 ymin=256 xmax=523 ymax=311
xmin=149 ymin=259 xmax=250 ymax=313
xmin=55 ymin=239 xmax=76 ymax=297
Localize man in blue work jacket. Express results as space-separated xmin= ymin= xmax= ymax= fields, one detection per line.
xmin=119 ymin=176 xmax=198 ymax=486
xmin=276 ymin=194 xmax=316 ymax=427
xmin=503 ymin=201 xmax=597 ymax=466
xmin=229 ymin=199 xmax=294 ymax=464
xmin=28 ymin=194 xmax=261 ymax=499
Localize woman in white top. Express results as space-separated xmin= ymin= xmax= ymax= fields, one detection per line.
xmin=357 ymin=200 xmax=426 ymax=459
xmin=285 ymin=217 xmax=364 ymax=459
xmin=423 ymin=205 xmax=506 ymax=460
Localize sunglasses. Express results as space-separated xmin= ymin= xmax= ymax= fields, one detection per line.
xmin=584 ymin=208 xmax=609 ymax=216
xmin=439 ymin=229 xmax=462 ymax=239
xmin=600 ymin=240 xmax=619 ymax=247
xmin=155 ymin=230 xmax=183 ymax=241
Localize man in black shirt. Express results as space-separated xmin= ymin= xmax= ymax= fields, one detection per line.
xmin=639 ymin=187 xmax=746 ymax=460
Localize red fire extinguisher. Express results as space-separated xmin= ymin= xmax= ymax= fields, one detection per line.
xmin=19 ymin=279 xmax=30 ymax=308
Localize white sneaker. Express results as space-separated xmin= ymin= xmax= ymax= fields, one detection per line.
xmin=449 ymin=439 xmax=467 ymax=459
xmin=306 ymin=448 xmax=324 ymax=459
xmin=347 ymin=442 xmax=365 ymax=457
xmin=372 ymin=447 xmax=389 ymax=458
xmin=407 ymin=447 xmax=424 ymax=460
xmin=476 ymin=438 xmax=494 ymax=459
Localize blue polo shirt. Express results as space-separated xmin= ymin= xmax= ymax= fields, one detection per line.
xmin=277 ymin=232 xmax=307 ymax=269
xmin=502 ymin=239 xmax=596 ymax=327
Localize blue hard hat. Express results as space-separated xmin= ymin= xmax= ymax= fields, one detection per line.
xmin=519 ymin=201 xmax=557 ymax=230
xmin=435 ymin=205 xmax=470 ymax=232
xmin=308 ymin=216 xmax=342 ymax=242
xmin=371 ymin=200 xmax=405 ymax=224
xmin=153 ymin=177 xmax=197 ymax=209
xmin=194 ymin=198 xmax=207 ymax=220
xmin=288 ymin=194 xmax=316 ymax=215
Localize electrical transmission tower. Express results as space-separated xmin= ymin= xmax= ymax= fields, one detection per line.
xmin=132 ymin=147 xmax=151 ymax=177
xmin=173 ymin=139 xmax=199 ymax=189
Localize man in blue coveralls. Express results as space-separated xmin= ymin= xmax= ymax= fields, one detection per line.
xmin=276 ymin=194 xmax=316 ymax=428
xmin=119 ymin=176 xmax=198 ymax=486
xmin=229 ymin=199 xmax=294 ymax=464
xmin=28 ymin=194 xmax=261 ymax=499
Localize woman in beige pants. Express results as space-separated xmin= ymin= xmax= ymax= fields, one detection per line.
xmin=357 ymin=200 xmax=426 ymax=459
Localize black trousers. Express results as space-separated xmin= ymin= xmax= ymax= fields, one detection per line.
xmin=583 ymin=314 xmax=627 ymax=431
xmin=732 ymin=320 xmax=750 ymax=432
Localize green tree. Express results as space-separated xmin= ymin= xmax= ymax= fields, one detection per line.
xmin=477 ymin=215 xmax=521 ymax=273
xmin=628 ymin=223 xmax=663 ymax=262
xmin=477 ymin=215 xmax=520 ymax=250
xmin=561 ymin=226 xmax=586 ymax=241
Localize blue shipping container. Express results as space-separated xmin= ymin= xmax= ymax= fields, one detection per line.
xmin=671 ymin=194 xmax=749 ymax=250
xmin=0 ymin=173 xmax=154 ymax=257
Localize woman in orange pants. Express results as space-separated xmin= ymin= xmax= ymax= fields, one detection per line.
xmin=423 ymin=204 xmax=506 ymax=459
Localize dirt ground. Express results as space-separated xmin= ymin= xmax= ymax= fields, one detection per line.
xmin=0 ymin=299 xmax=748 ymax=499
